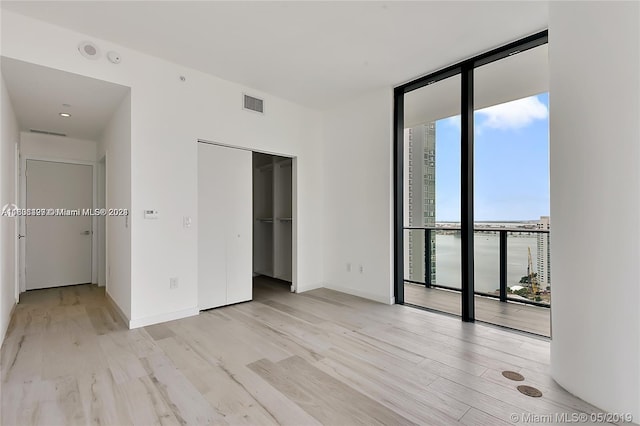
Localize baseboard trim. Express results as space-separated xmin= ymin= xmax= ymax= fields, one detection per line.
xmin=129 ymin=307 xmax=199 ymax=329
xmin=322 ymin=284 xmax=394 ymax=305
xmin=1 ymin=301 xmax=18 ymax=345
xmin=105 ymin=290 xmax=130 ymax=328
xmin=295 ymin=281 xmax=325 ymax=294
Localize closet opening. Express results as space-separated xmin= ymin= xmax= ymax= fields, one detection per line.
xmin=252 ymin=152 xmax=294 ymax=300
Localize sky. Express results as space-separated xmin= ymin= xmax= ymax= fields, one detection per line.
xmin=434 ymin=93 xmax=549 ymax=222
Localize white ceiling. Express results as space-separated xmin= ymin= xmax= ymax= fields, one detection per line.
xmin=405 ymin=43 xmax=549 ymax=127
xmin=0 ymin=1 xmax=549 ymax=109
xmin=1 ymin=57 xmax=130 ymax=141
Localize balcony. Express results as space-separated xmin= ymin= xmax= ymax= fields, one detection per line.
xmin=403 ymin=226 xmax=550 ymax=337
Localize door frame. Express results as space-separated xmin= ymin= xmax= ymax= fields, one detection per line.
xmin=197 ymin=139 xmax=298 ymax=294
xmin=97 ymin=154 xmax=107 ymax=288
xmin=19 ymin=155 xmax=97 ymax=293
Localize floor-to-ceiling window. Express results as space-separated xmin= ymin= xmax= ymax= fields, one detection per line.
xmin=403 ymin=74 xmax=461 ymax=316
xmin=473 ymin=43 xmax=550 ymax=335
xmin=394 ymin=31 xmax=550 ymax=336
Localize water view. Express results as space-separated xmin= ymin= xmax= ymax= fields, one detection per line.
xmin=433 ymin=233 xmax=538 ymax=293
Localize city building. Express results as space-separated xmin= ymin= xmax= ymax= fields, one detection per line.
xmin=404 ymin=124 xmax=436 ymax=284
xmin=537 ymin=215 xmax=551 ymax=287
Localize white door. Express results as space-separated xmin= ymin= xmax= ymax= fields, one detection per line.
xmin=25 ymin=160 xmax=93 ymax=290
xmin=198 ymin=143 xmax=252 ymax=310
xmin=225 ymin=155 xmax=253 ymax=305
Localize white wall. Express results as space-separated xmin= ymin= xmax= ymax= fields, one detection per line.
xmin=549 ymin=2 xmax=640 ymax=419
xmin=20 ymin=131 xmax=96 ymax=162
xmin=322 ymin=88 xmax=394 ymax=304
xmin=0 ymin=72 xmax=19 ymax=343
xmin=98 ymin=92 xmax=131 ymax=321
xmin=1 ymin=11 xmax=325 ymax=328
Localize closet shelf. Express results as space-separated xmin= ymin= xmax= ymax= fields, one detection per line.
xmin=254 ymin=152 xmax=292 ymax=283
xmin=276 ymin=159 xmax=292 ymax=168
xmin=257 ymin=163 xmax=273 ymax=172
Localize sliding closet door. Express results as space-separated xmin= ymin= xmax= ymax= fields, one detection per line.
xmin=198 ymin=143 xmax=252 ymax=310
xmin=225 ymin=148 xmax=253 ymax=305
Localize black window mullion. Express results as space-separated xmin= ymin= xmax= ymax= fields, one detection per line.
xmin=460 ymin=64 xmax=475 ymax=322
xmin=393 ymin=88 xmax=405 ymax=304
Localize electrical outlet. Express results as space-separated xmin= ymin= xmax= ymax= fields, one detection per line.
xmin=170 ymin=277 xmax=179 ymax=289
xmin=359 ymin=265 xmax=364 ymax=274
xmin=346 ymin=263 xmax=352 ymax=272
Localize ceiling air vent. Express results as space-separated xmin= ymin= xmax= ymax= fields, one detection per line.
xmin=243 ymin=94 xmax=264 ymax=114
xmin=30 ymin=129 xmax=67 ymax=137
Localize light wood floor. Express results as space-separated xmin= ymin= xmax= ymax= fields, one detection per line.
xmin=1 ymin=278 xmax=603 ymax=426
xmin=404 ymin=283 xmax=551 ymax=337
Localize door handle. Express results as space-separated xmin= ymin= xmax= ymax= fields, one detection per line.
xmin=18 ymin=234 xmax=25 ymax=239
xmin=81 ymin=230 xmax=92 ymax=235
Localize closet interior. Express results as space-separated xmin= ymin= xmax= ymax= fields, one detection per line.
xmin=253 ymin=152 xmax=293 ymax=284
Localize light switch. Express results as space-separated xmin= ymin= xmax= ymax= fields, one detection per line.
xmin=183 ymin=216 xmax=192 ymax=228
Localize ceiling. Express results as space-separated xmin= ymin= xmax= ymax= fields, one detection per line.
xmin=405 ymin=43 xmax=549 ymax=127
xmin=0 ymin=1 xmax=549 ymax=109
xmin=1 ymin=57 xmax=130 ymax=140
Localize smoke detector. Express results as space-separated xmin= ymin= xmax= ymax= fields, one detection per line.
xmin=107 ymin=51 xmax=121 ymax=64
xmin=78 ymin=41 xmax=100 ymax=60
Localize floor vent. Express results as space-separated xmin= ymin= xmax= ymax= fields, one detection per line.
xmin=502 ymin=371 xmax=525 ymax=381
xmin=243 ymin=94 xmax=264 ymax=114
xmin=30 ymin=129 xmax=67 ymax=137
xmin=517 ymin=385 xmax=543 ymax=398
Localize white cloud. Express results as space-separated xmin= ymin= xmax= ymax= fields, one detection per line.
xmin=476 ymin=95 xmax=548 ymax=130
xmin=445 ymin=115 xmax=460 ymax=129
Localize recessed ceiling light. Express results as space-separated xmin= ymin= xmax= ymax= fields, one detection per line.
xmin=59 ymin=113 xmax=71 ymax=118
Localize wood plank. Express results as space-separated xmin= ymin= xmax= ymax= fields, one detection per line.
xmin=315 ymin=350 xmax=467 ymax=424
xmin=0 ymin=377 xmax=42 ymax=426
xmin=1 ymin=334 xmax=43 ymax=384
xmin=260 ymin=299 xmax=326 ymax=324
xmin=97 ymin=332 xmax=147 ymax=385
xmin=429 ymin=377 xmax=528 ymax=424
xmin=459 ymin=407 xmax=512 ymax=426
xmin=249 ymin=356 xmax=416 ymax=425
xmin=77 ymin=369 xmax=133 ymax=426
xmin=139 ymin=352 xmax=225 ymax=425
xmin=144 ymin=323 xmax=176 ymax=341
xmin=86 ymin=306 xmax=121 ymax=336
xmin=119 ymin=375 xmax=181 ymax=426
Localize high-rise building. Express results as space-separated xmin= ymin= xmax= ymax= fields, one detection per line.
xmin=536 ymin=216 xmax=551 ymax=287
xmin=404 ymin=124 xmax=436 ymax=284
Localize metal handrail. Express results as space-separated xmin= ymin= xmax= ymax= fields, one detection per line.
xmin=404 ymin=225 xmax=549 ymax=233
xmin=403 ymin=226 xmax=550 ymax=308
